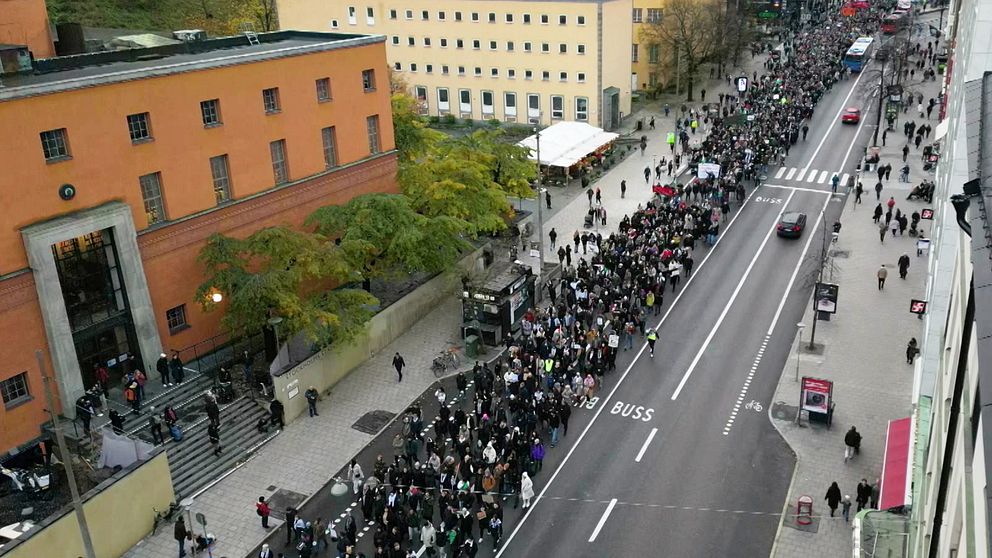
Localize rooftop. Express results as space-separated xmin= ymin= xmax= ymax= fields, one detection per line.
xmin=0 ymin=30 xmax=383 ymax=102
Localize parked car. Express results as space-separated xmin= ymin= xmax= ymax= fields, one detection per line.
xmin=777 ymin=212 xmax=808 ymax=238
xmin=841 ymin=107 xmax=861 ymax=124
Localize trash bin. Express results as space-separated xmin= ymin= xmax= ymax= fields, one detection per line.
xmin=465 ymin=335 xmax=481 ymax=358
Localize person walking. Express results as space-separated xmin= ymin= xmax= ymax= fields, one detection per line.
xmin=873 ymin=203 xmax=883 ymax=223
xmin=844 ymin=426 xmax=862 ymax=462
xmin=148 ymin=410 xmax=165 ymax=445
xmin=907 ymin=338 xmax=920 ymax=364
xmin=520 ymin=472 xmax=534 ymax=509
xmin=305 ymin=386 xmax=320 ymax=417
xmin=349 ymin=459 xmax=364 ymax=495
xmin=157 ymin=352 xmax=172 ymax=387
xmin=76 ymin=398 xmax=94 ymax=439
xmin=170 ymin=351 xmax=185 ymax=385
xmin=877 ymin=265 xmax=888 ymax=289
xmin=898 ymin=253 xmax=911 ymax=279
xmin=875 ymin=181 xmax=883 ymax=200
xmin=256 ymin=496 xmax=271 ymax=529
xmin=825 ymin=482 xmax=842 ymax=517
xmin=206 ymin=395 xmax=220 ymax=427
xmin=174 ymin=516 xmax=190 ymax=558
xmin=549 ymin=228 xmax=557 ymax=251
xmin=856 ymin=478 xmax=872 ymax=511
xmin=879 ymin=220 xmax=888 ymax=243
xmin=842 ymin=495 xmax=853 ymax=523
xmin=208 ymin=422 xmax=222 ymax=456
xmin=284 ymin=507 xmax=297 ymax=545
xmin=855 ymin=182 xmax=863 ymax=204
xmin=620 ymin=179 xmax=627 ymax=199
xmin=392 ymin=352 xmax=405 ymax=382
xmin=587 ymin=188 xmax=594 ymax=206
xmin=258 ymin=543 xmax=274 ymax=558
xmin=902 ymin=144 xmax=910 ymax=162
xmin=545 ymin=189 xmax=552 ymax=210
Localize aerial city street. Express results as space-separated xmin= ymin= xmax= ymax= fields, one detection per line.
xmin=0 ymin=0 xmax=986 ymax=557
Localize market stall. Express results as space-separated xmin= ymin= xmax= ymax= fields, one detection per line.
xmin=518 ymin=122 xmax=620 ymax=186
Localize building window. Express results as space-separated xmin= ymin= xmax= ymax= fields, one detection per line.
xmin=459 ymin=89 xmax=472 ymax=113
xmin=523 ymin=13 xmax=531 ymax=24
xmin=471 ymin=12 xmax=479 ymax=21
xmin=366 ymin=115 xmax=381 ymax=154
xmin=455 ymin=11 xmax=462 ymax=21
xmin=440 ymin=38 xmax=448 ymax=47
xmin=1 ymin=372 xmax=30 ymax=407
xmin=458 ymin=66 xmax=466 ymax=76
xmin=631 ymin=44 xmax=639 ymax=62
xmin=210 ymin=154 xmax=232 ymax=203
xmin=262 ymin=87 xmax=281 ymax=114
xmin=508 ymin=69 xmax=516 ymax=78
xmin=411 ymin=63 xmax=418 ymax=72
xmin=40 ymin=128 xmax=70 ymax=161
xmin=504 ymin=92 xmax=517 ymax=118
xmin=575 ymin=97 xmax=588 ymax=121
xmin=540 ymin=14 xmax=549 ymax=24
xmin=525 ymin=70 xmax=533 ymax=80
xmin=632 ymin=8 xmax=643 ymax=22
xmin=426 ymin=64 xmax=433 ymax=73
xmin=362 ymin=69 xmax=376 ymax=92
xmin=473 ymin=40 xmax=480 ymax=49
xmin=524 ymin=42 xmax=532 ymax=52
xmin=408 ymin=37 xmax=415 ymax=46
xmin=541 ymin=43 xmax=549 ymax=53
xmin=577 ymin=72 xmax=586 ymax=83
xmin=437 ymin=87 xmax=450 ymax=112
xmin=558 ymin=15 xmax=566 ymax=24
xmin=505 ymin=13 xmax=513 ymax=22
xmin=200 ymin=99 xmax=221 ymax=126
xmin=366 ymin=6 xmax=374 ymax=24
xmin=331 ymin=19 xmax=339 ymax=28
xmin=442 ymin=65 xmax=449 ymax=75
xmin=527 ymin=93 xmax=540 ymax=120
xmin=457 ymin=39 xmax=464 ymax=49
xmin=405 ymin=9 xmax=413 ymax=19
xmin=422 ymin=10 xmax=429 ymax=20
xmin=316 ymin=77 xmax=332 ymax=102
xmin=649 ymin=44 xmax=660 ymax=63
xmin=474 ymin=67 xmax=482 ymax=76
xmin=649 ymin=73 xmax=659 ymax=87
xmin=490 ymin=40 xmax=497 ymax=50
xmin=139 ymin=172 xmax=167 ymax=225
xmin=424 ymin=37 xmax=431 ymax=46
xmin=166 ymin=304 xmax=188 ymax=333
xmin=559 ymin=43 xmax=567 ymax=53
xmin=578 ymin=44 xmax=586 ymax=55
xmin=394 ymin=62 xmax=402 ymax=71
xmin=551 ymin=95 xmax=564 ymax=119
xmin=542 ymin=71 xmax=550 ymax=81
xmin=578 ymin=15 xmax=586 ymax=25
xmin=322 ymin=126 xmax=338 ymax=168
xmin=415 ymin=86 xmax=429 ymax=114
xmin=505 ymin=41 xmax=513 ymax=52
xmin=647 ymin=8 xmax=663 ymax=23
xmin=126 ymin=112 xmax=152 ymax=143
xmin=488 ymin=12 xmax=496 ymax=22
xmin=348 ymin=6 xmax=356 ymax=25
xmin=389 ymin=9 xmax=397 ymax=19
xmin=482 ymin=90 xmax=495 ymax=115
xmin=491 ymin=67 xmax=499 ymax=77
xmin=438 ymin=11 xmax=445 ymax=20
xmin=392 ymin=35 xmax=400 ymax=45
xmin=270 ymin=139 xmax=289 ymax=184
xmin=559 ymin=71 xmax=567 ymax=81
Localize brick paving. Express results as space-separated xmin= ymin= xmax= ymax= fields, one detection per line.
xmin=770 ymin=23 xmax=943 ymax=557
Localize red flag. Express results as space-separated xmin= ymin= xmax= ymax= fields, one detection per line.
xmin=653 ymin=185 xmax=676 ymax=197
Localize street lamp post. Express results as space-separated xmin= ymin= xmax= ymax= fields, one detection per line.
xmin=808 ymin=207 xmax=829 ymax=350
xmin=794 ymin=322 xmax=806 ymax=382
xmin=534 ymin=127 xmax=546 ymax=269
xmin=872 ymin=57 xmax=886 ymax=147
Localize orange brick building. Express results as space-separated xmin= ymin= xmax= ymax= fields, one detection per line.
xmin=0 ymin=29 xmax=397 ymax=453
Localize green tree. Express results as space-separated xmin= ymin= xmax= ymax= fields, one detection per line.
xmin=306 ymin=193 xmax=471 ymax=285
xmin=449 ymin=129 xmax=536 ymax=200
xmin=196 ymin=226 xmax=375 ymax=347
xmin=639 ymin=0 xmax=726 ymax=101
xmin=399 ymin=155 xmax=512 ymax=235
xmin=391 ymin=93 xmax=444 ymax=162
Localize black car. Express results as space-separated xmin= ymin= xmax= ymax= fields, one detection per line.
xmin=776 ymin=212 xmax=807 ymax=238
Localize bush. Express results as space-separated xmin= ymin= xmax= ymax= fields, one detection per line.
xmin=463 ymin=118 xmax=474 ymax=128
xmin=443 ymin=114 xmax=457 ymax=127
xmin=428 ymin=115 xmax=440 ymax=124
xmin=487 ymin=118 xmax=502 ymax=128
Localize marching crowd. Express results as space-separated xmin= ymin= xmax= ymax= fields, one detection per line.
xmin=254 ymin=7 xmax=891 ymax=558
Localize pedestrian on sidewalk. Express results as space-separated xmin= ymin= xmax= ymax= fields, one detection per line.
xmin=549 ymin=228 xmax=557 ymax=250
xmin=901 ymin=164 xmax=911 ymax=182
xmin=855 ymin=182 xmax=863 ymax=204
xmin=587 ymin=188 xmax=594 ymax=206
xmin=258 ymin=543 xmax=273 ymax=558
xmin=856 ymin=479 xmax=872 ymax=511
xmin=825 ymin=482 xmax=842 ymax=517
xmin=595 ymin=187 xmax=602 ymax=205
xmin=393 ymin=352 xmax=406 ymax=382
xmin=907 ymin=338 xmax=920 ymax=364
xmin=903 ymin=144 xmax=910 ymax=161
xmin=882 ymin=128 xmax=888 ymax=146
xmin=885 ymin=163 xmax=892 ymax=180
xmin=206 ymin=394 xmax=220 ymax=427
xmin=285 ymin=507 xmax=297 ymax=545
xmin=875 ymin=181 xmax=883 ymax=200
xmin=208 ymin=422 xmax=222 ymax=456
xmin=305 ymin=386 xmax=320 ymax=416
xmin=898 ymin=253 xmax=911 ymax=278
xmin=256 ymin=497 xmax=271 ymax=529
xmin=844 ymin=426 xmax=862 ymax=461
xmin=649 ymin=116 xmax=656 ymax=130
xmin=842 ymin=496 xmax=853 ymax=523
xmin=640 ymin=136 xmax=647 ymax=155
xmin=175 ymin=516 xmax=190 ymax=558
xmin=545 ymin=189 xmax=552 ymax=210
xmin=877 ymin=265 xmax=888 ymax=289
xmin=873 ymin=203 xmax=883 ymax=223
xmin=620 ymin=180 xmax=627 ymax=198
xmin=871 ymin=479 xmax=881 ymax=509
xmin=879 ymin=221 xmax=888 ymax=243
xmin=269 ymin=398 xmax=285 ymax=429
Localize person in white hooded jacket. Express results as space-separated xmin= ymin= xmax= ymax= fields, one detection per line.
xmin=421 ymin=521 xmax=437 ymax=556
xmin=521 ymin=472 xmax=535 ymax=508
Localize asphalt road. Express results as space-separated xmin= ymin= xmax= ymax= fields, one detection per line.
xmin=247 ymin=52 xmax=882 ymax=558
xmin=494 ymin=56 xmax=881 ymax=558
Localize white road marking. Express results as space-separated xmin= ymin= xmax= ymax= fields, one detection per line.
xmin=817 ymin=170 xmax=828 ymax=184
xmin=775 ymin=167 xmax=786 ymax=179
xmin=796 ymin=168 xmax=807 ymax=181
xmin=766 ymin=188 xmax=834 ymax=335
xmin=761 ymin=183 xmax=830 ymax=195
xmin=588 ymin=498 xmax=619 ymax=542
xmin=634 ymin=428 xmax=659 ymax=463
xmin=672 ymin=189 xmax=796 ymax=400
xmin=841 ymin=173 xmax=850 ymax=186
xmin=493 ymin=187 xmax=762 ymax=557
xmin=786 ymin=168 xmax=797 ymax=180
xmin=806 ymin=170 xmax=817 ymax=183
xmin=802 ymin=66 xmax=871 ymax=174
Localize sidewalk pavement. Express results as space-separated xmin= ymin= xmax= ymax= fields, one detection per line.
xmin=123 ymin=50 xmax=777 ymax=558
xmin=769 ymin=40 xmax=942 ymax=556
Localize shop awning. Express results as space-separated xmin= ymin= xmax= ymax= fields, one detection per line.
xmin=934 ymin=119 xmax=949 ymax=142
xmin=878 ymin=416 xmax=914 ymax=510
xmin=518 ymin=121 xmax=619 ymax=169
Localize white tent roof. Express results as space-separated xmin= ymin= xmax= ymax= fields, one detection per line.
xmin=518 ymin=121 xmax=619 ymax=168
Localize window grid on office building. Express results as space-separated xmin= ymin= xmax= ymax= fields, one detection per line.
xmin=270 ymin=139 xmax=289 ymax=184
xmin=210 ymin=154 xmax=232 ymax=204
xmin=322 ymin=126 xmax=339 ymax=169
xmin=200 ymin=99 xmax=221 ymax=126
xmin=127 ymin=112 xmax=152 ymax=142
xmin=40 ymin=128 xmax=70 ymax=160
xmin=139 ymin=172 xmax=167 ymax=225
xmin=1 ymin=372 xmax=29 ymax=406
xmin=366 ymin=115 xmax=381 ymax=154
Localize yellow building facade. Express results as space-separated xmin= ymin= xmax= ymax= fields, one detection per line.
xmin=277 ymin=0 xmax=633 ymax=129
xmin=631 ymin=0 xmax=669 ymax=93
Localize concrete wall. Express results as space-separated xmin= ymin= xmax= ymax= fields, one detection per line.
xmin=0 ymin=450 xmax=174 ymax=558
xmin=272 ymin=247 xmax=484 ymax=422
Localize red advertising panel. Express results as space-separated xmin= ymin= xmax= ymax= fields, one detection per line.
xmin=801 ymin=377 xmax=833 ymax=414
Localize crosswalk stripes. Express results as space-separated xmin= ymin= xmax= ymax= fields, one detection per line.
xmin=768 ymin=167 xmax=853 ymax=187
xmin=796 ymin=169 xmax=807 ymax=181
xmin=841 ymin=173 xmax=850 ymax=186
xmin=817 ymin=170 xmax=829 ymax=184
xmin=775 ymin=167 xmax=785 ymax=179
xmin=786 ymin=168 xmax=797 ymax=180
xmin=806 ymin=170 xmax=817 ymax=183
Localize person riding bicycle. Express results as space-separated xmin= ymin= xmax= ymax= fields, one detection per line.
xmin=646 ymin=329 xmax=658 ymax=357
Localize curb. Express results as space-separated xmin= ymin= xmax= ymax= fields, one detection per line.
xmin=767 ymin=392 xmax=802 ymax=558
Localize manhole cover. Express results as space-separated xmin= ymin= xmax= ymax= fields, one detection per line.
xmin=266 ymin=488 xmax=308 ymax=520
xmin=352 ymin=410 xmax=395 ymax=435
xmin=772 ymin=401 xmax=798 ymax=421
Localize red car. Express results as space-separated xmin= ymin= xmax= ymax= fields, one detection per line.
xmin=841 ymin=107 xmax=861 ymax=124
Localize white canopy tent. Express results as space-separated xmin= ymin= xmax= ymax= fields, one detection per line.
xmin=518 ymin=121 xmax=619 ymax=169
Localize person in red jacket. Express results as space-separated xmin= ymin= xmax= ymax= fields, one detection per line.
xmin=256 ymin=496 xmax=271 ymax=529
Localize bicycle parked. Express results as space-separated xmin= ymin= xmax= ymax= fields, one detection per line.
xmin=431 ymin=348 xmax=459 ymax=377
